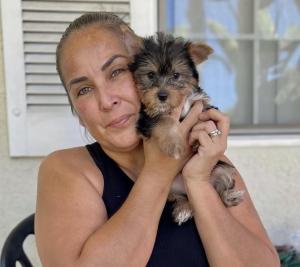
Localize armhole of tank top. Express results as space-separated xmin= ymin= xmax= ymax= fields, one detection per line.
xmin=85 ymin=143 xmax=107 ymax=176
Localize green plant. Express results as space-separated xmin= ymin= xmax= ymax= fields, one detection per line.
xmin=276 ymin=245 xmax=300 ymax=267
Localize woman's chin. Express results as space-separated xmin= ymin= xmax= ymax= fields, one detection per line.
xmin=116 ymin=136 xmax=141 ymax=151
xmin=105 ymin=131 xmax=141 ymax=152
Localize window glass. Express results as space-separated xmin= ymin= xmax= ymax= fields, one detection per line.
xmin=159 ymin=0 xmax=300 ymax=132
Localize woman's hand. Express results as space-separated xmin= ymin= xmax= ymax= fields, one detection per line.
xmin=142 ymin=136 xmax=186 ymax=182
xmin=141 ymin=98 xmax=203 ymax=179
xmin=141 ymin=98 xmax=190 ymax=181
xmin=181 ymin=107 xmax=230 ymax=182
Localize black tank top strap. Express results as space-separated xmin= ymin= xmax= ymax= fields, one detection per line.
xmin=86 ymin=142 xmax=133 ymax=217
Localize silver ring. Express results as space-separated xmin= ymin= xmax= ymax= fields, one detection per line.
xmin=208 ymin=129 xmax=222 ymax=137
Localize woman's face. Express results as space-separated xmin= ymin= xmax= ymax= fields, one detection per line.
xmin=60 ymin=25 xmax=141 ymax=152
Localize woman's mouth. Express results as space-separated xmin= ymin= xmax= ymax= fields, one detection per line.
xmin=107 ymin=114 xmax=132 ymax=128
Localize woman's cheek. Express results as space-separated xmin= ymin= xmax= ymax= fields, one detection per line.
xmin=73 ymin=98 xmax=85 ymax=113
xmin=123 ymin=75 xmax=140 ymax=103
xmin=74 ymin=99 xmax=95 ymax=121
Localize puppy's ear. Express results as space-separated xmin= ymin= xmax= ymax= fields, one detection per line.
xmin=188 ymin=43 xmax=213 ymax=65
xmin=120 ymin=25 xmax=143 ymax=58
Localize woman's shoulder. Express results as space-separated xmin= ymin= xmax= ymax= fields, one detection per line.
xmin=35 ymin=146 xmax=108 ymax=260
xmin=42 ymin=145 xmax=89 ymax=165
xmin=39 ymin=145 xmax=103 ymax=195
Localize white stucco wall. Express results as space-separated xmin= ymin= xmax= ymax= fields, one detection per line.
xmin=0 ymin=16 xmax=299 ymax=267
xmin=227 ymin=146 xmax=300 ymax=249
xmin=0 ymin=24 xmax=42 ymax=265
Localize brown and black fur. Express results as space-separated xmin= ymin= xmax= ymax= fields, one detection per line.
xmin=124 ymin=31 xmax=244 ymax=225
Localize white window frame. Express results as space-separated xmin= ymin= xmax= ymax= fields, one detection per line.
xmin=130 ymin=0 xmax=157 ymax=37
xmin=1 ymin=0 xmax=27 ymax=156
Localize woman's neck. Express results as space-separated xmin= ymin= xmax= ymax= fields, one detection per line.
xmin=103 ymin=142 xmax=144 ymax=182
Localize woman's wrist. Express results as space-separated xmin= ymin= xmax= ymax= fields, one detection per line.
xmin=182 ymin=172 xmax=211 ymax=184
xmin=140 ymin=166 xmax=175 ymax=186
xmin=183 ymin=178 xmax=215 ymax=199
xmin=183 ymin=179 xmax=220 ymax=208
xmin=183 ymin=177 xmax=212 ymax=189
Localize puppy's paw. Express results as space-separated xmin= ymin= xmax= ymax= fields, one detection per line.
xmin=172 ymin=197 xmax=193 ymax=225
xmin=173 ymin=207 xmax=193 ymax=225
xmin=221 ymin=189 xmax=245 ymax=207
xmin=211 ymin=165 xmax=244 ymax=207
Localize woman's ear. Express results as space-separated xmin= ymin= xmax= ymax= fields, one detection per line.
xmin=120 ymin=25 xmax=143 ymax=58
xmin=188 ymin=43 xmax=214 ymax=65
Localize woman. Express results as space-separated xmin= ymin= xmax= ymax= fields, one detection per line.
xmin=35 ymin=12 xmax=280 ymax=267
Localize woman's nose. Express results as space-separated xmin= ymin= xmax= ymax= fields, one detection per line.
xmin=96 ymin=86 xmax=120 ymax=110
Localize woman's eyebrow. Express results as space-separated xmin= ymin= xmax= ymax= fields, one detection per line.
xmin=68 ymin=76 xmax=88 ymax=91
xmin=101 ymin=54 xmax=127 ymax=71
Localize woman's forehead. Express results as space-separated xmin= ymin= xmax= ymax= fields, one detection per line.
xmin=60 ymin=26 xmax=128 ymax=78
xmin=66 ymin=25 xmax=125 ymax=52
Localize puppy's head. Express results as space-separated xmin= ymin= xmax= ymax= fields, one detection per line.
xmin=124 ymin=31 xmax=213 ymax=117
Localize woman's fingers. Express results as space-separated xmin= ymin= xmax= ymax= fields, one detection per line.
xmin=198 ymin=108 xmax=230 ymax=135
xmin=189 ymin=129 xmax=226 ymax=156
xmin=198 ymin=109 xmax=230 ymax=144
xmin=189 ymin=129 xmax=213 ymax=147
xmin=170 ymin=96 xmax=187 ymax=121
xmin=171 ymin=102 xmax=229 ymax=152
xmin=180 ymin=101 xmax=204 ymax=135
xmin=191 ymin=120 xmax=221 ymax=141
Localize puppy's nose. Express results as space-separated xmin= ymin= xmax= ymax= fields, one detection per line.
xmin=157 ymin=91 xmax=168 ymax=102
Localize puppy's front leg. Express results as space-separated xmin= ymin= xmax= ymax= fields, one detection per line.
xmin=152 ymin=116 xmax=185 ymax=159
xmin=211 ymin=164 xmax=245 ymax=207
xmin=168 ymin=192 xmax=193 ymax=225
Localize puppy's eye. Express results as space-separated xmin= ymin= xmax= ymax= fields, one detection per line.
xmin=173 ymin=73 xmax=180 ymax=80
xmin=147 ymin=71 xmax=155 ymax=80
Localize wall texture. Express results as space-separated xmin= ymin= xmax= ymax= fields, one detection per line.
xmin=0 ymin=24 xmax=42 ymax=265
xmin=227 ymin=147 xmax=300 ymax=249
xmin=0 ymin=18 xmax=299 ymax=267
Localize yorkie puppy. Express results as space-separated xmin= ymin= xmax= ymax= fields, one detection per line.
xmin=123 ymin=29 xmax=244 ymax=225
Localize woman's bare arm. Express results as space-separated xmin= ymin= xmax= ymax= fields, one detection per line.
xmin=181 ymin=107 xmax=280 ymax=267
xmin=184 ymin=157 xmax=280 ymax=267
xmin=35 ymin=147 xmax=179 ymax=267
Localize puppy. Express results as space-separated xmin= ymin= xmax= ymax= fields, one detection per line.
xmin=123 ymin=29 xmax=244 ymax=225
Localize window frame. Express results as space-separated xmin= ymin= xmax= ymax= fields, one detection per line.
xmin=130 ymin=0 xmax=157 ymax=36
xmin=1 ymin=0 xmax=28 ymax=156
xmin=157 ymin=0 xmax=300 ymax=145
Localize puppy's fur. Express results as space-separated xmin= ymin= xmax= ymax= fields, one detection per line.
xmin=123 ymin=29 xmax=244 ymax=225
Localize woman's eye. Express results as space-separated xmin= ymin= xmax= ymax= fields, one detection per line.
xmin=173 ymin=72 xmax=180 ymax=80
xmin=147 ymin=71 xmax=155 ymax=80
xmin=77 ymin=87 xmax=92 ymax=97
xmin=111 ymin=68 xmax=126 ymax=78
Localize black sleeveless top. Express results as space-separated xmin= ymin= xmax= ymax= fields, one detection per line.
xmin=86 ymin=142 xmax=209 ymax=267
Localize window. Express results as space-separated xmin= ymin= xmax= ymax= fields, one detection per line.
xmin=1 ymin=0 xmax=156 ymax=156
xmin=159 ymin=0 xmax=300 ymax=135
